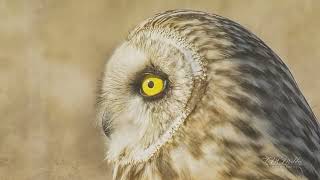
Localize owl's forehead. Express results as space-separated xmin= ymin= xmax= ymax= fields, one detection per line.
xmin=105 ymin=37 xmax=187 ymax=78
xmin=106 ymin=42 xmax=147 ymax=74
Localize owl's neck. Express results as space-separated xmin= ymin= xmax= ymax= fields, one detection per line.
xmin=110 ymin=117 xmax=304 ymax=180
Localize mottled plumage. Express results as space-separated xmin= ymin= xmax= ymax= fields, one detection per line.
xmin=97 ymin=10 xmax=320 ymax=179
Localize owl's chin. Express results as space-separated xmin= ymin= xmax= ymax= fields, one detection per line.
xmin=106 ymin=111 xmax=189 ymax=165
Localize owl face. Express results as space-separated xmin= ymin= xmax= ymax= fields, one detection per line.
xmin=99 ymin=29 xmax=206 ymax=164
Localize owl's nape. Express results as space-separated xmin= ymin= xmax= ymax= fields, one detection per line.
xmin=97 ymin=10 xmax=320 ymax=180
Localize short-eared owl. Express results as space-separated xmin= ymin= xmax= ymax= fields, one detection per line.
xmin=97 ymin=10 xmax=320 ymax=179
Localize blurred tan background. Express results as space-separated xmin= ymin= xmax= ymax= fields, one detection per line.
xmin=0 ymin=0 xmax=319 ymax=179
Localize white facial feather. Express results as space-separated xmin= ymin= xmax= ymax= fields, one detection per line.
xmin=101 ymin=28 xmax=207 ymax=165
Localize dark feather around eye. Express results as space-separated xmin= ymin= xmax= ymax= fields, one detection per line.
xmin=130 ymin=66 xmax=170 ymax=100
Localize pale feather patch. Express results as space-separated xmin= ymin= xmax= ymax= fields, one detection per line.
xmin=111 ymin=29 xmax=206 ymax=165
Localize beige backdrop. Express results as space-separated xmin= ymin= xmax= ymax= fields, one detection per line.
xmin=0 ymin=0 xmax=319 ymax=179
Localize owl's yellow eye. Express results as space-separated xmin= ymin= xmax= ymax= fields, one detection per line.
xmin=141 ymin=74 xmax=165 ymax=97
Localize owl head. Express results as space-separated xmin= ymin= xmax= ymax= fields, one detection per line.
xmin=97 ymin=11 xmax=209 ymax=165
xmin=97 ymin=10 xmax=319 ymax=178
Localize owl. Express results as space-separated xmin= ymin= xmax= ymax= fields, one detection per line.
xmin=97 ymin=10 xmax=320 ymax=180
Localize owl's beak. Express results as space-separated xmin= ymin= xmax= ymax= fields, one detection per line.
xmin=102 ymin=112 xmax=112 ymax=138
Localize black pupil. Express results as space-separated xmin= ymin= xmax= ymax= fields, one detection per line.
xmin=148 ymin=81 xmax=154 ymax=88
